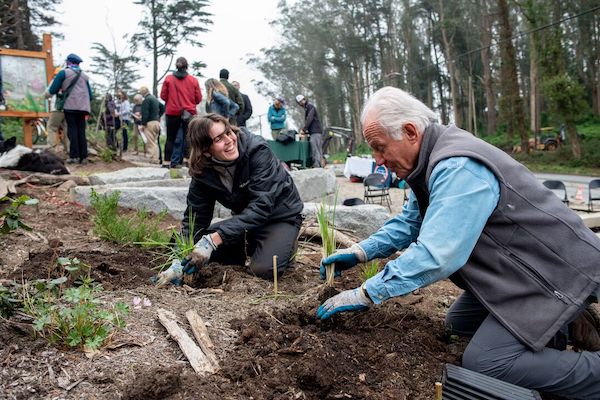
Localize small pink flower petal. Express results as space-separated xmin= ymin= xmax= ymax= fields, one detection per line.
xmin=143 ymin=298 xmax=152 ymax=307
xmin=132 ymin=296 xmax=141 ymax=306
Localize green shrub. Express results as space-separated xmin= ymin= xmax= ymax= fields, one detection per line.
xmin=89 ymin=189 xmax=170 ymax=244
xmin=359 ymin=261 xmax=380 ymax=283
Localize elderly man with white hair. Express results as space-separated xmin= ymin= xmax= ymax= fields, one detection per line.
xmin=317 ymin=86 xmax=600 ymax=398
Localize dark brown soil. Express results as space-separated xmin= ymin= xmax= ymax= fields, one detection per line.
xmin=0 ymin=169 xmax=472 ymax=400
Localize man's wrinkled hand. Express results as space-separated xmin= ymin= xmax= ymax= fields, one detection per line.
xmin=319 ymin=244 xmax=366 ymax=280
xmin=189 ymin=234 xmax=217 ymax=266
xmin=317 ymin=285 xmax=373 ymax=320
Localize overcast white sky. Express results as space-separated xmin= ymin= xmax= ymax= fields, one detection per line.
xmin=53 ymin=0 xmax=284 ymax=137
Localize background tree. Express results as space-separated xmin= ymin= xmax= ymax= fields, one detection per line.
xmin=131 ymin=0 xmax=212 ymax=95
xmin=89 ymin=40 xmax=142 ymax=96
xmin=0 ymin=0 xmax=62 ymax=50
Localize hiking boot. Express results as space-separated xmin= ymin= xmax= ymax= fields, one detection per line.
xmin=66 ymin=158 xmax=78 ymax=164
xmin=79 ymin=158 xmax=88 ymax=165
xmin=570 ymin=304 xmax=600 ymax=351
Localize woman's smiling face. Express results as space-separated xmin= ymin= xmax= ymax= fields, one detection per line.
xmin=208 ymin=121 xmax=239 ymax=161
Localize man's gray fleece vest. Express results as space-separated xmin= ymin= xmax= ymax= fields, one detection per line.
xmin=406 ymin=123 xmax=600 ymax=351
xmin=62 ymin=68 xmax=90 ymax=113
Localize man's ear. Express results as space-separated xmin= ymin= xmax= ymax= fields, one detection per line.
xmin=403 ymin=123 xmax=419 ymax=143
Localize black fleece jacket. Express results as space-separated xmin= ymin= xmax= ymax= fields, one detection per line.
xmin=182 ymin=131 xmax=303 ymax=244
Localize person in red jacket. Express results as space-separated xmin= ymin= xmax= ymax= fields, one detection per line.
xmin=160 ymin=57 xmax=202 ymax=168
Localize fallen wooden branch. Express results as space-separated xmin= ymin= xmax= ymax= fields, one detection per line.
xmin=157 ymin=308 xmax=217 ymax=375
xmin=0 ymin=170 xmax=90 ymax=186
xmin=299 ymin=226 xmax=357 ymax=249
xmin=185 ymin=310 xmax=220 ymax=370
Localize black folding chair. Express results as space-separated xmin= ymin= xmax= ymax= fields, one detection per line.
xmin=588 ymin=179 xmax=600 ymax=212
xmin=363 ymin=173 xmax=392 ymax=211
xmin=542 ymin=180 xmax=569 ymax=206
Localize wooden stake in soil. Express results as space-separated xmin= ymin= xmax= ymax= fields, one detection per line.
xmin=185 ymin=310 xmax=220 ymax=371
xmin=434 ymin=382 xmax=443 ymax=400
xmin=157 ymin=308 xmax=217 ymax=375
xmin=273 ymin=255 xmax=278 ymax=294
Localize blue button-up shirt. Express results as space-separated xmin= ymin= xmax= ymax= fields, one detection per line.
xmin=362 ymin=157 xmax=500 ymax=304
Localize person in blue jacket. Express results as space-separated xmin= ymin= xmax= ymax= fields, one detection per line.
xmin=318 ymin=86 xmax=600 ymax=399
xmin=268 ymin=96 xmax=286 ymax=140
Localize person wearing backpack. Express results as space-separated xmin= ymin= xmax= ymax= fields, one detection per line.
xmin=45 ymin=53 xmax=92 ymax=164
xmin=160 ymin=57 xmax=202 ymax=168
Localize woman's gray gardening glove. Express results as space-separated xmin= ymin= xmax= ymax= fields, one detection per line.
xmin=317 ymin=284 xmax=373 ymax=319
xmin=154 ymin=258 xmax=198 ymax=287
xmin=319 ymin=244 xmax=367 ymax=280
xmin=189 ymin=234 xmax=218 ymax=267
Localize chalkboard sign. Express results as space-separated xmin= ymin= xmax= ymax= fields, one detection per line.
xmin=0 ymin=54 xmax=48 ymax=113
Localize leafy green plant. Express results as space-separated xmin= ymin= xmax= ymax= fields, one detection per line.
xmin=100 ymin=148 xmax=114 ymax=163
xmin=18 ymin=257 xmax=129 ymax=351
xmin=316 ymin=198 xmax=337 ymax=286
xmin=0 ymin=195 xmax=39 ymax=234
xmin=359 ymin=261 xmax=380 ymax=283
xmin=89 ymin=189 xmax=171 ymax=244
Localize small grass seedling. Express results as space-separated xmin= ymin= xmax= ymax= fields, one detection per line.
xmin=359 ymin=261 xmax=380 ymax=283
xmin=316 ymin=198 xmax=337 ymax=286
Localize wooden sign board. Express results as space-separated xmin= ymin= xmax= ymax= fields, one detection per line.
xmin=0 ymin=34 xmax=53 ymax=147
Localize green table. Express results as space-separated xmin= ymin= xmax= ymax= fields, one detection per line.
xmin=267 ymin=140 xmax=312 ymax=168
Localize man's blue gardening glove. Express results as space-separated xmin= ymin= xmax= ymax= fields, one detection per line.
xmin=317 ymin=284 xmax=373 ymax=319
xmin=319 ymin=244 xmax=366 ymax=280
xmin=189 ymin=234 xmax=218 ymax=267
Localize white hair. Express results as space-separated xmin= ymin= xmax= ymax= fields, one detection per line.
xmin=360 ymin=86 xmax=437 ymax=140
xmin=133 ymin=93 xmax=144 ymax=104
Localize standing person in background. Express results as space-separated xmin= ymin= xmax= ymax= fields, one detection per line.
xmin=45 ymin=53 xmax=92 ymax=165
xmin=102 ymin=93 xmax=117 ymax=150
xmin=116 ymin=90 xmax=131 ymax=153
xmin=139 ymin=86 xmax=161 ymax=164
xmin=131 ymin=93 xmax=145 ymax=155
xmin=232 ymin=81 xmax=252 ymax=127
xmin=295 ymin=94 xmax=324 ymax=168
xmin=218 ymin=69 xmax=243 ymax=125
xmin=205 ymin=79 xmax=239 ymax=120
xmin=268 ymin=96 xmax=286 ymax=140
xmin=46 ymin=67 xmax=69 ymax=155
xmin=160 ymin=57 xmax=202 ymax=168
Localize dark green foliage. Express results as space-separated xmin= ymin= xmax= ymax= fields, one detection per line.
xmin=0 ymin=195 xmax=39 ymax=234
xmin=89 ymin=41 xmax=142 ymax=95
xmin=131 ymin=0 xmax=213 ymax=95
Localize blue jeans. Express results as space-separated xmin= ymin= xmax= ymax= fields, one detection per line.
xmin=170 ymin=126 xmax=185 ymax=167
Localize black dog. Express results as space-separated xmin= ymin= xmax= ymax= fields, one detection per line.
xmin=0 ymin=137 xmax=69 ymax=175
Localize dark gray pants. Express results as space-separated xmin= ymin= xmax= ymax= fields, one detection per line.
xmin=309 ymin=133 xmax=323 ymax=168
xmin=205 ymin=215 xmax=302 ymax=280
xmin=446 ymin=290 xmax=600 ymax=399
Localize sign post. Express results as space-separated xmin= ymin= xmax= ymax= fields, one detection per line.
xmin=0 ymin=33 xmax=53 ymax=148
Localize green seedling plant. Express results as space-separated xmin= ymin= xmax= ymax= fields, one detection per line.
xmin=99 ymin=148 xmax=114 ymax=163
xmin=17 ymin=257 xmax=129 ymax=351
xmin=90 ymin=189 xmax=171 ymax=245
xmin=360 ymin=261 xmax=380 ymax=283
xmin=316 ymin=197 xmax=337 ymax=286
xmin=136 ymin=212 xmax=197 ymax=272
xmin=0 ymin=195 xmax=39 ymax=234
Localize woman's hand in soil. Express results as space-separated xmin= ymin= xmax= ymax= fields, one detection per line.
xmin=317 ymin=284 xmax=373 ymax=319
xmin=190 ymin=234 xmax=218 ymax=266
xmin=319 ymin=244 xmax=366 ymax=280
xmin=155 ymin=259 xmax=184 ymax=287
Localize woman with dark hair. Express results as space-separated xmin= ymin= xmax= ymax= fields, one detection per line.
xmin=156 ymin=113 xmax=303 ymax=285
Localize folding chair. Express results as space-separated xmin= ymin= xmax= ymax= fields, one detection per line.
xmin=364 ymin=173 xmax=392 ymax=211
xmin=542 ymin=180 xmax=569 ymax=206
xmin=589 ymin=179 xmax=600 ymax=212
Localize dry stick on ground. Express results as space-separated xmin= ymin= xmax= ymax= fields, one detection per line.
xmin=157 ymin=308 xmax=217 ymax=375
xmin=299 ymin=226 xmax=357 ymax=249
xmin=185 ymin=310 xmax=220 ymax=371
xmin=273 ymin=255 xmax=278 ymax=294
xmin=0 ymin=171 xmax=90 ymax=186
